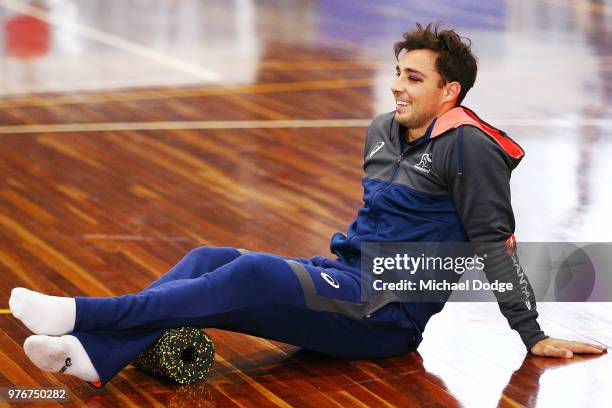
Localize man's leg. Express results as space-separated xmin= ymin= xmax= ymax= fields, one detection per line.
xmin=12 ymin=246 xmax=245 ymax=385
xmin=17 ymin=252 xmax=416 ymax=385
xmin=64 ymin=252 xmax=305 ymax=385
xmin=73 ymin=253 xmax=309 ymax=332
xmin=9 ymin=246 xmax=244 ymax=335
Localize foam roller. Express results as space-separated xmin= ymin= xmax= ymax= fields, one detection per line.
xmin=133 ymin=327 xmax=215 ymax=384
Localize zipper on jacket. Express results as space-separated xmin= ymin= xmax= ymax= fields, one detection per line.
xmin=368 ymin=151 xmax=406 ymax=237
xmin=390 ymin=152 xmax=405 ymax=182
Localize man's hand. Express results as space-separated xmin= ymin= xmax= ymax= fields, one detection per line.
xmin=531 ymin=337 xmax=608 ymax=358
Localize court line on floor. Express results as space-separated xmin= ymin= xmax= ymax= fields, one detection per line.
xmin=0 ymin=78 xmax=375 ymax=109
xmin=0 ymin=119 xmax=372 ymax=134
xmin=81 ymin=234 xmax=190 ymax=242
xmin=0 ymin=309 xmax=11 ymax=314
xmin=0 ymin=0 xmax=219 ymax=82
xmin=0 ymin=118 xmax=611 ymax=134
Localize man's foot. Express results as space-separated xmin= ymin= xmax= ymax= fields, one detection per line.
xmin=23 ymin=335 xmax=100 ymax=383
xmin=9 ymin=288 xmax=76 ymax=335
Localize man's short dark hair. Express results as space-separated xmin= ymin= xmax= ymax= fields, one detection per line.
xmin=394 ymin=22 xmax=478 ymax=105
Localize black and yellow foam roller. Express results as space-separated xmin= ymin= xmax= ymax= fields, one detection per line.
xmin=133 ymin=327 xmax=215 ymax=384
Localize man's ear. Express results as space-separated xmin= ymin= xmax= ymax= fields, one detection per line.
xmin=444 ymin=81 xmax=461 ymax=104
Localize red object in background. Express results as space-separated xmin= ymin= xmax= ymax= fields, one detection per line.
xmin=4 ymin=14 xmax=50 ymax=59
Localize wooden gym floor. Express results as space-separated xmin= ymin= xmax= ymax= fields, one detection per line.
xmin=0 ymin=0 xmax=611 ymax=407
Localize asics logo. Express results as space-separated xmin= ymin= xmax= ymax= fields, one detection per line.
xmin=368 ymin=142 xmax=385 ymax=158
xmin=58 ymin=357 xmax=72 ymax=374
xmin=321 ymin=272 xmax=340 ymax=288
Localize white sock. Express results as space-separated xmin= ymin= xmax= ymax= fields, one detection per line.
xmin=9 ymin=288 xmax=76 ymax=335
xmin=23 ymin=335 xmax=100 ymax=383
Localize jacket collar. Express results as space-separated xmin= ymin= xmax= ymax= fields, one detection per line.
xmin=430 ymin=106 xmax=525 ymax=160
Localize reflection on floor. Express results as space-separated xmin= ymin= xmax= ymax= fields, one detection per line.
xmin=0 ymin=0 xmax=611 ymax=407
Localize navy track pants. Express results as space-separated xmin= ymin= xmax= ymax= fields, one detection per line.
xmin=71 ymin=247 xmax=418 ymax=385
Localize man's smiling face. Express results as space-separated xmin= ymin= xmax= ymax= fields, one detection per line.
xmin=391 ymin=49 xmax=449 ymax=136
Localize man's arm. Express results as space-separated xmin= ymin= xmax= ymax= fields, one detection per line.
xmin=443 ymin=127 xmax=606 ymax=356
xmin=442 ymin=126 xmax=548 ymax=351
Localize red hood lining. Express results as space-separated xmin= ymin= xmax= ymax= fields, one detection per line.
xmin=430 ymin=107 xmax=524 ymax=160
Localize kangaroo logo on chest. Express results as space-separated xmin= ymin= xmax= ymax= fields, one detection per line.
xmin=413 ymin=153 xmax=432 ymax=173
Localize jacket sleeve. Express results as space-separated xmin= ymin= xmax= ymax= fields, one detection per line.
xmin=441 ymin=126 xmax=548 ymax=351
